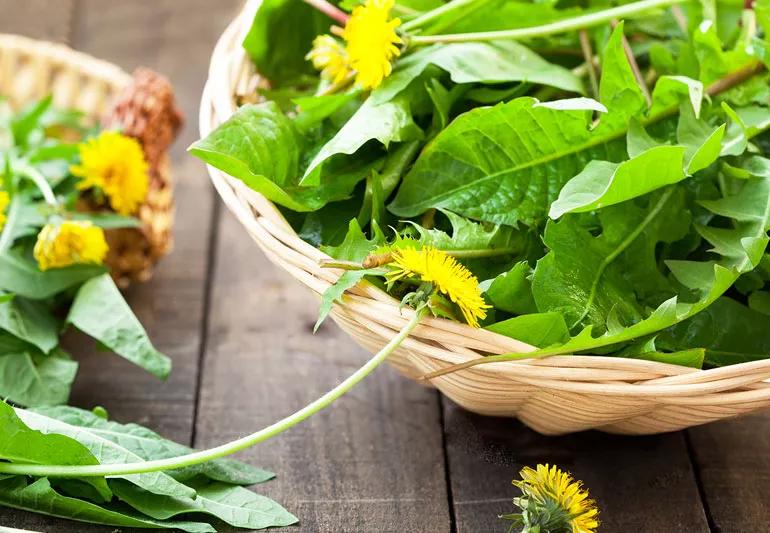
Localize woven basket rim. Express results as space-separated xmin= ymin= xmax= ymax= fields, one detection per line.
xmin=197 ymin=0 xmax=770 ymax=434
xmin=0 ymin=33 xmax=131 ymax=86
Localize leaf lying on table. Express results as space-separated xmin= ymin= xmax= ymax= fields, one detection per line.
xmin=112 ymin=479 xmax=297 ymax=530
xmin=34 ymin=406 xmax=273 ymax=485
xmin=0 ymin=349 xmax=77 ymax=407
xmin=16 ymin=407 xmax=195 ymax=499
xmin=0 ymin=402 xmax=110 ymax=501
xmin=67 ymin=274 xmax=171 ymax=380
xmin=0 ymin=478 xmax=216 ymax=533
xmin=0 ymin=404 xmax=296 ymax=531
xmin=0 ymin=248 xmax=105 ymax=300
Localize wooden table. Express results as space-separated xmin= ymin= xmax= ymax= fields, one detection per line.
xmin=1 ymin=2 xmax=769 ymax=532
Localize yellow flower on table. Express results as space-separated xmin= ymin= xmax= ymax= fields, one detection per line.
xmin=386 ymin=246 xmax=490 ymax=328
xmin=516 ymin=464 xmax=599 ymax=533
xmin=71 ymin=130 xmax=149 ymax=216
xmin=0 ymin=190 xmax=8 ymax=232
xmin=34 ymin=220 xmax=108 ymax=271
xmin=343 ymin=0 xmax=402 ymax=90
xmin=307 ymin=35 xmax=352 ymax=84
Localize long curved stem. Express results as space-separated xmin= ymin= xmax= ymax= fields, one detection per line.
xmin=0 ymin=308 xmax=427 ymax=478
xmin=408 ymin=0 xmax=685 ymax=45
xmin=16 ymin=162 xmax=57 ymax=206
xmin=401 ymin=0 xmax=482 ymax=32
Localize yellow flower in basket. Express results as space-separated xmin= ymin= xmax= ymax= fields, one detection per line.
xmin=71 ymin=130 xmax=149 ymax=216
xmin=342 ymin=0 xmax=402 ymax=89
xmin=386 ymin=246 xmax=490 ymax=328
xmin=307 ymin=34 xmax=351 ymax=84
xmin=0 ymin=190 xmax=8 ymax=232
xmin=33 ymin=220 xmax=108 ymax=271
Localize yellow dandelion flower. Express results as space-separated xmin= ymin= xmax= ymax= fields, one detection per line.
xmin=386 ymin=246 xmax=490 ymax=327
xmin=343 ymin=0 xmax=402 ymax=90
xmin=307 ymin=35 xmax=352 ymax=84
xmin=516 ymin=464 xmax=599 ymax=533
xmin=0 ymin=190 xmax=8 ymax=232
xmin=33 ymin=220 xmax=108 ymax=271
xmin=71 ymin=131 xmax=149 ymax=215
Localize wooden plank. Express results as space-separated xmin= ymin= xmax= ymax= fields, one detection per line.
xmin=194 ymin=210 xmax=452 ymax=532
xmin=65 ymin=0 xmax=243 ymax=442
xmin=687 ymin=413 xmax=770 ymax=532
xmin=0 ymin=0 xmax=74 ymax=42
xmin=442 ymin=403 xmax=711 ymax=532
xmin=0 ymin=0 xmax=238 ymax=530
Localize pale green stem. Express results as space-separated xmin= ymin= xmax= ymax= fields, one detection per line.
xmin=569 ymin=186 xmax=675 ymax=330
xmin=0 ymin=194 xmax=20 ymax=255
xmin=446 ymin=248 xmax=521 ymax=259
xmin=0 ymin=308 xmax=427 ymax=478
xmin=16 ymin=162 xmax=57 ymax=206
xmin=401 ymin=0 xmax=481 ymax=32
xmin=408 ymin=0 xmax=685 ymax=45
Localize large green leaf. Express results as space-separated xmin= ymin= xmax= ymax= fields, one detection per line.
xmin=14 ymin=407 xmax=195 ymax=500
xmin=486 ymin=312 xmax=569 ymax=348
xmin=389 ymin=96 xmax=628 ymax=226
xmin=524 ymin=176 xmax=770 ymax=356
xmin=67 ymin=274 xmax=171 ymax=380
xmin=112 ymin=479 xmax=298 ymax=530
xmin=0 ymin=249 xmax=104 ymax=300
xmin=241 ymin=0 xmax=329 ymax=87
xmin=301 ymin=94 xmax=423 ymax=183
xmin=370 ymin=40 xmax=583 ymax=106
xmin=190 ymin=102 xmax=374 ymax=212
xmin=0 ymin=297 xmax=58 ymax=354
xmin=480 ymin=262 xmax=537 ymax=315
xmin=33 ymin=406 xmax=273 ymax=486
xmin=390 ymin=24 xmax=650 ymax=226
xmin=659 ymin=297 xmax=770 ymax=366
xmin=548 ymin=146 xmax=687 ymax=218
xmin=302 ymin=40 xmax=582 ymax=180
xmin=0 ymin=350 xmax=77 ymax=407
xmin=0 ymin=477 xmax=214 ymax=533
xmin=0 ymin=402 xmax=110 ymax=502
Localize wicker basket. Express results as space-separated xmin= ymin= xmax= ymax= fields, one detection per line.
xmin=199 ymin=0 xmax=770 ymax=436
xmin=0 ymin=34 xmax=181 ymax=286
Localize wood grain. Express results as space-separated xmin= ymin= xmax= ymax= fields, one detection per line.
xmin=688 ymin=414 xmax=770 ymax=532
xmin=194 ymin=209 xmax=452 ymax=533
xmin=0 ymin=0 xmax=234 ymax=530
xmin=0 ymin=0 xmax=74 ymax=42
xmin=64 ymin=0 xmax=241 ymax=443
xmin=442 ymin=402 xmax=711 ymax=533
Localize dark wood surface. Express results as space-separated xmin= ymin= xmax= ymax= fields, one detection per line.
xmin=1 ymin=2 xmax=769 ymax=532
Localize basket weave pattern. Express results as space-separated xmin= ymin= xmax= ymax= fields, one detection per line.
xmin=199 ymin=1 xmax=770 ymax=435
xmin=0 ymin=34 xmax=178 ymax=286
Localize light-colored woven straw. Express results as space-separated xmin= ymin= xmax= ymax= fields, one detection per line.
xmin=0 ymin=34 xmax=177 ymax=286
xmin=199 ymin=0 xmax=770 ymax=435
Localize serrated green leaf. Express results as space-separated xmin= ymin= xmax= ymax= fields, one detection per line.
xmin=659 ymin=297 xmax=770 ymax=366
xmin=14 ymin=407 xmax=195 ymax=500
xmin=32 ymin=406 xmax=273 ymax=485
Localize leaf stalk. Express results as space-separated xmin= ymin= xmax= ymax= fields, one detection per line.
xmin=407 ymin=0 xmax=686 ymax=45
xmin=0 ymin=307 xmax=428 ymax=478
